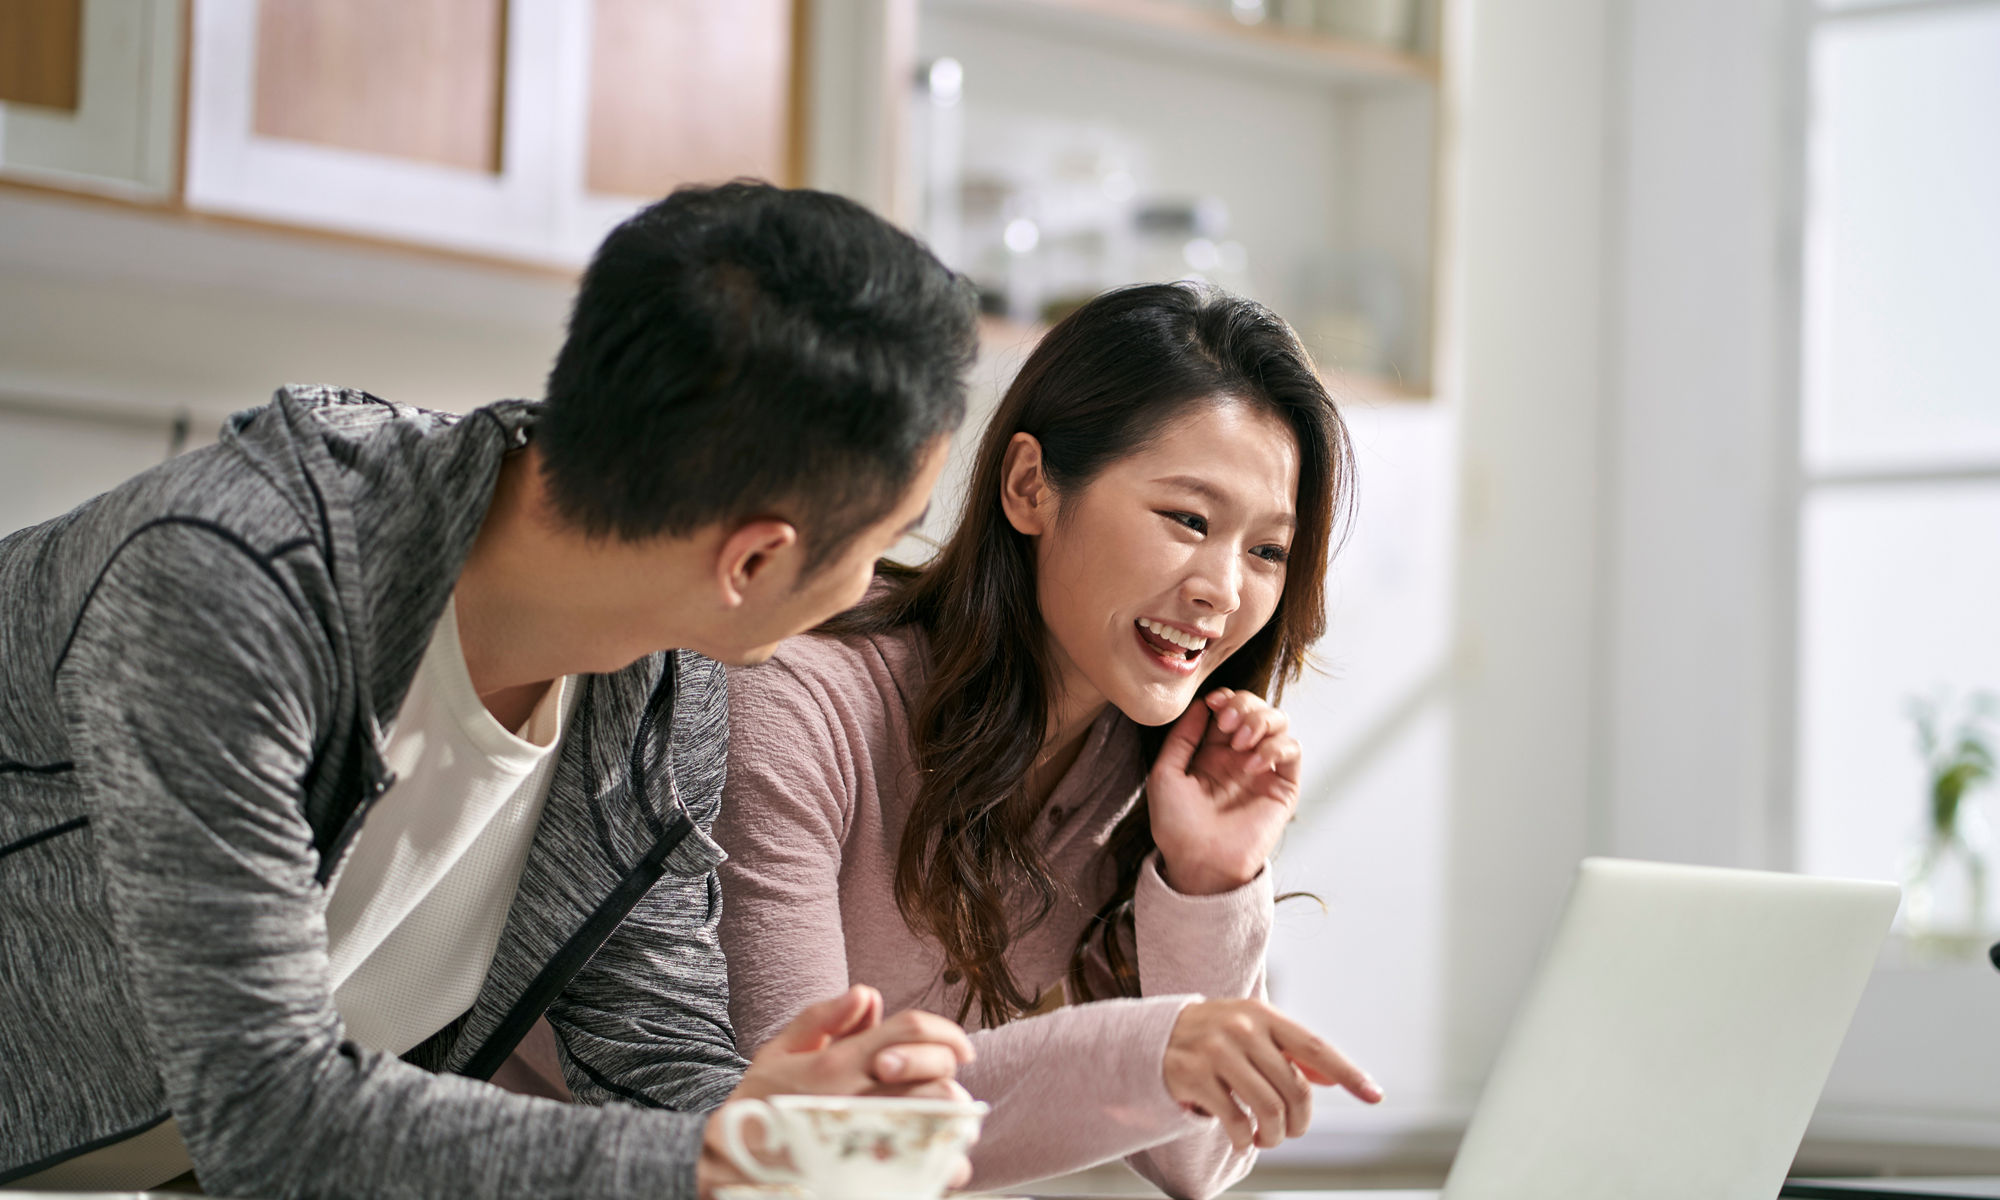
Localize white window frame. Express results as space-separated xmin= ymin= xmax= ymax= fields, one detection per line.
xmin=1784 ymin=0 xmax=2000 ymax=1157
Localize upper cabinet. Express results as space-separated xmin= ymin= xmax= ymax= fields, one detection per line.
xmin=0 ymin=0 xmax=801 ymax=265
xmin=0 ymin=0 xmax=182 ymax=199
xmin=183 ymin=0 xmax=802 ymax=266
xmin=585 ymin=0 xmax=798 ymax=198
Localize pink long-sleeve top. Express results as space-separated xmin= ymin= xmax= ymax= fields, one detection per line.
xmin=716 ymin=626 xmax=1273 ymax=1199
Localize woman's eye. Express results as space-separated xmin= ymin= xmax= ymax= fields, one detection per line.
xmin=1162 ymin=511 xmax=1208 ymax=535
xmin=1253 ymin=544 xmax=1291 ymax=565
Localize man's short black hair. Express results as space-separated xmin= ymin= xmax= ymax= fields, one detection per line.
xmin=538 ymin=180 xmax=978 ymax=569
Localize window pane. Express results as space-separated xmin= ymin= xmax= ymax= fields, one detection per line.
xmin=1803 ymin=8 xmax=2000 ymax=471
xmin=1797 ymin=483 xmax=2000 ymax=884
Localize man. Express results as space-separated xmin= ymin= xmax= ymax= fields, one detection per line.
xmin=0 ymin=182 xmax=980 ymax=1198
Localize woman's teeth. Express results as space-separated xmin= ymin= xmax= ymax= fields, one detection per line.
xmin=1138 ymin=618 xmax=1209 ymax=656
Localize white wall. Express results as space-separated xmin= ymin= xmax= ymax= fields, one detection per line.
xmin=1254 ymin=0 xmax=1620 ymax=1165
xmin=0 ymin=402 xmax=184 ymax=537
xmin=1268 ymin=398 xmax=1460 ymax=1149
xmin=1598 ymin=0 xmax=1797 ymax=875
xmin=0 ymin=189 xmax=573 ymax=538
xmin=0 ymin=191 xmax=570 ymax=415
xmin=1435 ymin=0 xmax=1611 ymax=1104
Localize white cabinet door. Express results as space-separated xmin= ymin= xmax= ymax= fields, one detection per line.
xmin=185 ymin=0 xmax=570 ymax=263
xmin=0 ymin=0 xmax=182 ymax=199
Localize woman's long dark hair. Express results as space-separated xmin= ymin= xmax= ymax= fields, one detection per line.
xmin=824 ymin=282 xmax=1354 ymax=1026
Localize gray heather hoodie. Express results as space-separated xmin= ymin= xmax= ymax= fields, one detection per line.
xmin=0 ymin=386 xmax=746 ymax=1198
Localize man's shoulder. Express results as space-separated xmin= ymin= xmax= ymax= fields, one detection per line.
xmin=587 ymin=650 xmax=729 ymax=770
xmin=673 ymin=652 xmax=730 ymax=752
xmin=265 ymin=384 xmax=522 ymax=443
xmin=35 ymin=386 xmax=479 ymax=560
xmin=0 ymin=428 xmax=326 ymax=682
xmin=674 ymin=648 xmax=727 ymax=695
xmin=580 ymin=649 xmax=722 ymax=708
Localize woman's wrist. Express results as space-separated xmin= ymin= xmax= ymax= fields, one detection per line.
xmin=1155 ymin=851 xmax=1259 ymax=897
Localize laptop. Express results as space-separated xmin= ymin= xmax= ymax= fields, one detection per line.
xmin=1438 ymin=857 xmax=1901 ymax=1200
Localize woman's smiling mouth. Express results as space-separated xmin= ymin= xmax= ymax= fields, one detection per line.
xmin=1135 ymin=618 xmax=1211 ymax=673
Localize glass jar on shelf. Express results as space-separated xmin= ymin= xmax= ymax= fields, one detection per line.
xmin=1315 ymin=0 xmax=1416 ymax=49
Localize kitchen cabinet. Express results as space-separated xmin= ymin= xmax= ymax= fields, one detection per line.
xmin=182 ymin=0 xmax=802 ymax=266
xmin=0 ymin=0 xmax=182 ymax=200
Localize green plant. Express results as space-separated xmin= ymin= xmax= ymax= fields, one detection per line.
xmin=1908 ymin=689 xmax=1999 ymax=841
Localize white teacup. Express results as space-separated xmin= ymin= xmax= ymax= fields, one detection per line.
xmin=714 ymin=1094 xmax=989 ymax=1200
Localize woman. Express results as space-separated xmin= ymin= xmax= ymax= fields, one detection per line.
xmin=716 ymin=283 xmax=1377 ymax=1198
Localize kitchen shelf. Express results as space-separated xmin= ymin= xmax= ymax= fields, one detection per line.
xmin=924 ymin=0 xmax=1437 ymax=89
xmin=976 ymin=317 xmax=1431 ymax=408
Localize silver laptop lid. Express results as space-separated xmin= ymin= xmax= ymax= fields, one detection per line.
xmin=1442 ymin=858 xmax=1899 ymax=1200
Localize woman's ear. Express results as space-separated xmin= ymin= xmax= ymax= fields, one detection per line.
xmin=999 ymin=432 xmax=1053 ymax=536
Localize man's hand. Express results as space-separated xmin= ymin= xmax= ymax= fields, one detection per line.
xmin=699 ymin=986 xmax=977 ymax=1197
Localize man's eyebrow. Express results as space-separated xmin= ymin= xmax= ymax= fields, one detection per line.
xmin=1153 ymin=474 xmax=1296 ymax=530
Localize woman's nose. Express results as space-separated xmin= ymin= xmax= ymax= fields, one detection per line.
xmin=1184 ymin=550 xmax=1241 ymax=615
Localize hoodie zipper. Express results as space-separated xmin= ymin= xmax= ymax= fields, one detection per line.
xmin=457 ymin=657 xmax=689 ymax=1079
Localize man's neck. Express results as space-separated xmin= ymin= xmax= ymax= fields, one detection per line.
xmin=451 ymin=447 xmax=709 ymax=718
xmin=477 ymin=677 xmax=555 ymax=735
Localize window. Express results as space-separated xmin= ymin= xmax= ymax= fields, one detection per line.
xmin=1794 ymin=1 xmax=2000 ymax=911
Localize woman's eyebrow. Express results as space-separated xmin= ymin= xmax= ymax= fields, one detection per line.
xmin=1153 ymin=473 xmax=1228 ymax=505
xmin=1152 ymin=474 xmax=1297 ymax=530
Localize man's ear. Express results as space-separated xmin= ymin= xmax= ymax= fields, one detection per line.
xmin=715 ymin=518 xmax=800 ymax=608
xmin=999 ymin=432 xmax=1054 ymax=536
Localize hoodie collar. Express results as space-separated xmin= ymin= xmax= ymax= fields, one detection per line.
xmin=229 ymin=386 xmax=536 ymax=771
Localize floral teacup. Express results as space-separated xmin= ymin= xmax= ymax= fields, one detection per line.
xmin=714 ymin=1094 xmax=988 ymax=1200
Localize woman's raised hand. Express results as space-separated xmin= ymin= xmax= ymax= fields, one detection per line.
xmin=1146 ymin=688 xmax=1301 ymax=895
xmin=1164 ymin=998 xmax=1381 ymax=1152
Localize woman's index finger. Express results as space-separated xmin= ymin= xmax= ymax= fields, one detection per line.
xmin=1269 ymin=1012 xmax=1376 ymax=1095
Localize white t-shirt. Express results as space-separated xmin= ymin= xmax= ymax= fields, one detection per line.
xmin=324 ymin=595 xmax=576 ymax=1055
